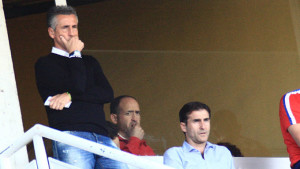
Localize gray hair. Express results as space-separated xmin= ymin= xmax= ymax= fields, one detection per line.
xmin=47 ymin=6 xmax=78 ymax=30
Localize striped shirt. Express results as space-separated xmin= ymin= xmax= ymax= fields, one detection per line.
xmin=279 ymin=89 xmax=300 ymax=167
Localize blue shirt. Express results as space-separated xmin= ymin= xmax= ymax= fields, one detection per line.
xmin=163 ymin=141 xmax=235 ymax=169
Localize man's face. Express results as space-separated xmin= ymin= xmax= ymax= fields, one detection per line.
xmin=181 ymin=109 xmax=210 ymax=147
xmin=116 ymin=98 xmax=141 ymax=137
xmin=48 ymin=14 xmax=78 ymax=51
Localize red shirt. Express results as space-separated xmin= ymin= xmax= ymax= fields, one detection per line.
xmin=280 ymin=89 xmax=300 ymax=167
xmin=118 ymin=136 xmax=155 ymax=156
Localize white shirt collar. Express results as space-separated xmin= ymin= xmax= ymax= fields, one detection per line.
xmin=118 ymin=133 xmax=127 ymax=140
xmin=51 ymin=47 xmax=69 ymax=58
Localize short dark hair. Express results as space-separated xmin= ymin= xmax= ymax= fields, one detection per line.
xmin=179 ymin=101 xmax=211 ymax=124
xmin=110 ymin=95 xmax=137 ymax=115
xmin=47 ymin=5 xmax=78 ymax=29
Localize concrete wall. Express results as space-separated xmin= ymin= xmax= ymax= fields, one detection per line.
xmin=6 ymin=0 xmax=297 ymax=156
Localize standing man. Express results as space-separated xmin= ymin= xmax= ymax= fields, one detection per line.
xmin=163 ymin=102 xmax=235 ymax=169
xmin=35 ymin=6 xmax=127 ymax=169
xmin=279 ymin=89 xmax=300 ymax=169
xmin=110 ymin=95 xmax=155 ymax=155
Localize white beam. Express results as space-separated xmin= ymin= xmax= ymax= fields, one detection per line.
xmin=55 ymin=0 xmax=67 ymax=6
xmin=0 ymin=0 xmax=28 ymax=168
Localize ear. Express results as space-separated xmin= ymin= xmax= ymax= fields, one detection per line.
xmin=180 ymin=122 xmax=187 ymax=133
xmin=48 ymin=27 xmax=55 ymax=39
xmin=110 ymin=114 xmax=118 ymax=124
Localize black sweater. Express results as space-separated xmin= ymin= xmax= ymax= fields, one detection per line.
xmin=35 ymin=53 xmax=114 ymax=136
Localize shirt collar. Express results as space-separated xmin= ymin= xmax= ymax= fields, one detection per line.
xmin=118 ymin=133 xmax=127 ymax=140
xmin=51 ymin=47 xmax=69 ymax=58
xmin=182 ymin=141 xmax=215 ymax=153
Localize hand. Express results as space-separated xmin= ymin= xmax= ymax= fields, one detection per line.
xmin=60 ymin=36 xmax=84 ymax=53
xmin=49 ymin=92 xmax=71 ymax=110
xmin=130 ymin=123 xmax=144 ymax=140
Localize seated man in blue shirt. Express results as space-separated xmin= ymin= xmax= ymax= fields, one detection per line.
xmin=163 ymin=101 xmax=235 ymax=169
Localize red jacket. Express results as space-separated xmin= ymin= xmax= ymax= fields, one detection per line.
xmin=119 ymin=136 xmax=155 ymax=156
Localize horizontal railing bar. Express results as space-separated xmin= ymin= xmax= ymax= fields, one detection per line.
xmin=0 ymin=124 xmax=39 ymax=157
xmin=0 ymin=124 xmax=174 ymax=169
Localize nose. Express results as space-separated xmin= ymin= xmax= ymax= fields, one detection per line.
xmin=131 ymin=113 xmax=137 ymax=121
xmin=199 ymin=121 xmax=204 ymax=129
xmin=68 ymin=27 xmax=76 ymax=36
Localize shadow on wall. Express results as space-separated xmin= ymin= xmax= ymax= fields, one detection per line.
xmin=144 ymin=134 xmax=167 ymax=155
xmin=211 ymin=110 xmax=270 ymax=157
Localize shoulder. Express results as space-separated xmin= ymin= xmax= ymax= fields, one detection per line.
xmin=35 ymin=54 xmax=55 ymax=67
xmin=280 ymin=89 xmax=300 ymax=110
xmin=82 ymin=55 xmax=102 ymax=66
xmin=282 ymin=89 xmax=300 ymax=100
xmin=214 ymin=144 xmax=231 ymax=151
xmin=212 ymin=144 xmax=233 ymax=157
xmin=82 ymin=54 xmax=97 ymax=61
xmin=163 ymin=146 xmax=184 ymax=168
xmin=164 ymin=146 xmax=183 ymax=157
xmin=36 ymin=54 xmax=50 ymax=63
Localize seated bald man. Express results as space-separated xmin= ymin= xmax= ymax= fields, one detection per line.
xmin=110 ymin=95 xmax=155 ymax=156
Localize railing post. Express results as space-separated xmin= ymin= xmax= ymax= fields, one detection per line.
xmin=33 ymin=135 xmax=49 ymax=169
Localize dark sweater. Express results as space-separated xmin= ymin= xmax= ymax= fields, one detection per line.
xmin=35 ymin=53 xmax=113 ymax=136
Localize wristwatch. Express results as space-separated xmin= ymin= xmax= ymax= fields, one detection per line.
xmin=69 ymin=50 xmax=81 ymax=58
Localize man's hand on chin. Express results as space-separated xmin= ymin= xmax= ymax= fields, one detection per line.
xmin=60 ymin=36 xmax=84 ymax=53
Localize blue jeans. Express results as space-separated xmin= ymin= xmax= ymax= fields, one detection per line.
xmin=52 ymin=131 xmax=128 ymax=169
xmin=294 ymin=160 xmax=300 ymax=169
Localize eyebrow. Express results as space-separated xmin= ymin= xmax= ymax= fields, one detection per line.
xmin=127 ymin=110 xmax=140 ymax=113
xmin=192 ymin=118 xmax=210 ymax=122
xmin=61 ymin=24 xmax=77 ymax=28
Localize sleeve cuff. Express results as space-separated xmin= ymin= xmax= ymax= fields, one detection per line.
xmin=69 ymin=50 xmax=82 ymax=58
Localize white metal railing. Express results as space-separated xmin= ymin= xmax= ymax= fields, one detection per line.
xmin=0 ymin=124 xmax=174 ymax=169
